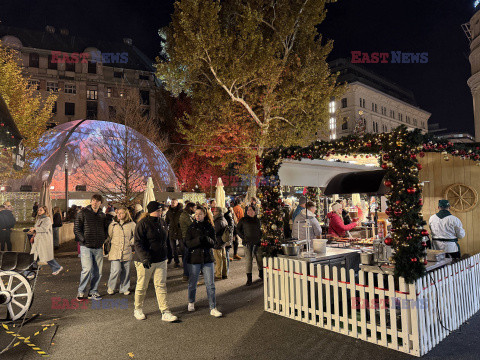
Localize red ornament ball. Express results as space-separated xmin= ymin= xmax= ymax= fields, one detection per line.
xmin=384 ymin=238 xmax=393 ymax=246
xmin=422 ymin=242 xmax=428 ymax=247
xmin=419 ymin=152 xmax=425 ymax=158
xmin=407 ymin=187 xmax=416 ymax=194
xmin=417 ymin=163 xmax=423 ymax=170
xmin=424 ymin=260 xmax=428 ymax=265
xmin=395 ymin=200 xmax=401 ymax=205
xmin=394 ymin=209 xmax=402 ymax=216
xmin=419 ymin=199 xmax=423 ymax=206
xmin=421 ymin=230 xmax=429 ymax=236
xmin=411 ymin=258 xmax=418 ymax=263
xmin=381 ymin=163 xmax=388 ymax=169
xmin=384 ymin=180 xmax=392 ymax=187
xmin=410 ymin=154 xmax=417 ymax=159
xmin=383 ymin=154 xmax=390 ymax=161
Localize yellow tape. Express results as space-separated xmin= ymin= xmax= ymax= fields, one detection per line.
xmin=1 ymin=321 xmax=55 ymax=357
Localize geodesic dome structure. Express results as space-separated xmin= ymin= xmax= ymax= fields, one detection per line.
xmin=16 ymin=119 xmax=177 ymax=194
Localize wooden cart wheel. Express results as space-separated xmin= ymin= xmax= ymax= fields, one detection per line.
xmin=0 ymin=271 xmax=33 ymax=320
xmin=444 ymin=184 xmax=478 ymax=212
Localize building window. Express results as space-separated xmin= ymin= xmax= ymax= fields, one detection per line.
xmin=362 ymin=99 xmax=366 ymax=108
xmin=140 ymin=90 xmax=150 ymax=105
xmin=48 ymin=54 xmax=58 ymax=70
xmin=52 ymin=101 xmax=57 ymax=114
xmin=329 ymin=117 xmax=336 ymax=140
xmin=65 ymin=62 xmax=76 ymax=72
xmin=341 ymin=117 xmax=348 ymax=130
xmin=399 ymin=113 xmax=403 ymax=122
xmin=86 ymin=101 xmax=98 ymax=119
xmin=65 ymin=102 xmax=75 ymax=116
xmin=139 ymin=74 xmax=150 ymax=80
xmin=46 ymin=81 xmax=59 ymax=92
xmin=87 ymin=89 xmax=98 ymax=100
xmin=29 ymin=53 xmax=39 ymax=68
xmin=374 ymin=104 xmax=378 ymax=113
xmin=64 ymin=84 xmax=76 ymax=94
xmin=88 ymin=62 xmax=97 ymax=74
xmin=107 ymin=87 xmax=112 ymax=98
xmin=413 ymin=118 xmax=418 ymax=126
xmin=114 ymin=71 xmax=124 ymax=78
xmin=341 ymin=98 xmax=347 ymax=108
xmin=27 ymin=80 xmax=40 ymax=90
xmin=109 ymin=106 xmax=116 ymax=119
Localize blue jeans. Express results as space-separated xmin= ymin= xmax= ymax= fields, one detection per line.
xmin=47 ymin=259 xmax=62 ymax=273
xmin=188 ymin=262 xmax=216 ymax=309
xmin=78 ymin=246 xmax=103 ymax=295
xmin=108 ymin=260 xmax=131 ymax=293
xmin=183 ymin=247 xmax=189 ymax=277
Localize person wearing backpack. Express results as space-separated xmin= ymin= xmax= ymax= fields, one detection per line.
xmin=213 ymin=207 xmax=228 ymax=280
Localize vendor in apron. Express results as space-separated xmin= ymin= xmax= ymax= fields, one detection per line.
xmin=428 ymin=199 xmax=465 ymax=259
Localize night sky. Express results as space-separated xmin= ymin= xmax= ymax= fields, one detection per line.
xmin=0 ymin=0 xmax=476 ymax=134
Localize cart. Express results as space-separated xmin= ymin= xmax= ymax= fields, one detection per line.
xmin=0 ymin=252 xmax=36 ymax=321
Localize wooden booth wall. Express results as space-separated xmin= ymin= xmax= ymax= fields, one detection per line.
xmin=419 ymin=152 xmax=480 ymax=256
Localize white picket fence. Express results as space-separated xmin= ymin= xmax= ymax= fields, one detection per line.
xmin=263 ymin=253 xmax=480 ymax=357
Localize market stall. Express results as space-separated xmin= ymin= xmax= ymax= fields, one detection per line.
xmin=259 ymin=127 xmax=480 ymax=356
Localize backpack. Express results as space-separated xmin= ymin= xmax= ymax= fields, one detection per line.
xmin=222 ymin=224 xmax=233 ymax=246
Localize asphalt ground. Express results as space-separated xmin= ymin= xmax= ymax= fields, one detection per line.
xmin=1 ymin=242 xmax=480 ymax=360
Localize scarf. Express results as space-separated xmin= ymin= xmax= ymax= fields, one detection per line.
xmin=436 ymin=209 xmax=451 ymax=219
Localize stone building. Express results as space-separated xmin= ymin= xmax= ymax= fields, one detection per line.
xmin=0 ymin=25 xmax=161 ymax=126
xmin=327 ymin=59 xmax=431 ymax=140
xmin=467 ymin=2 xmax=480 ymax=141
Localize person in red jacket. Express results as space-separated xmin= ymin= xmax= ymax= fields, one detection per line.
xmin=328 ymin=203 xmax=357 ymax=238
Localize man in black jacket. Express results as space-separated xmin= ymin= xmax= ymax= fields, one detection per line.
xmin=0 ymin=204 xmax=16 ymax=251
xmin=133 ymin=201 xmax=177 ymax=322
xmin=165 ymin=199 xmax=183 ymax=268
xmin=74 ymin=194 xmax=109 ymax=301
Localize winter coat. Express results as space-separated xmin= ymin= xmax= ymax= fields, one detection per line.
xmin=31 ymin=215 xmax=54 ymax=262
xmin=292 ymin=209 xmax=322 ymax=240
xmin=327 ymin=212 xmax=357 ymax=238
xmin=133 ymin=215 xmax=168 ymax=263
xmin=0 ymin=209 xmax=16 ymax=231
xmin=74 ymin=205 xmax=109 ymax=249
xmin=179 ymin=210 xmax=194 ymax=240
xmin=237 ymin=215 xmax=262 ymax=247
xmin=224 ymin=209 xmax=236 ymax=242
xmin=185 ymin=219 xmax=215 ymax=264
xmin=165 ymin=204 xmax=183 ymax=241
xmin=213 ymin=212 xmax=228 ymax=249
xmin=108 ymin=219 xmax=136 ymax=261
xmin=52 ymin=213 xmax=63 ymax=228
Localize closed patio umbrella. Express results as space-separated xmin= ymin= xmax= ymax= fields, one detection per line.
xmin=143 ymin=177 xmax=155 ymax=211
xmin=39 ymin=181 xmax=53 ymax=220
xmin=215 ymin=177 xmax=226 ymax=209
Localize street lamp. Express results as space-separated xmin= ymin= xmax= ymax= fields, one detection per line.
xmin=65 ymin=152 xmax=69 ymax=212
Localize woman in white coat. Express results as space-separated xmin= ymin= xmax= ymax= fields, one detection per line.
xmin=29 ymin=206 xmax=63 ymax=275
xmin=107 ymin=207 xmax=136 ymax=295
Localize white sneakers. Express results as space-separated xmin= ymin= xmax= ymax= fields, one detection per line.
xmin=134 ymin=309 xmax=146 ymax=320
xmin=188 ymin=303 xmax=195 ymax=312
xmin=123 ymin=291 xmax=130 ymax=295
xmin=161 ymin=311 xmax=178 ymax=322
xmin=210 ymin=308 xmax=222 ymax=317
xmin=107 ymin=288 xmax=114 ymax=295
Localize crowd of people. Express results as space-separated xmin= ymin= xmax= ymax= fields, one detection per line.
xmin=72 ymin=194 xmax=264 ymax=321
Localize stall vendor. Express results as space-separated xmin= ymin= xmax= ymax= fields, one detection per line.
xmin=292 ymin=201 xmax=322 ymax=241
xmin=428 ymin=199 xmax=465 ymax=259
xmin=328 ymin=203 xmax=357 ymax=238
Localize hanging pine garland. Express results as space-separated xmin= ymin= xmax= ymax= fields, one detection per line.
xmin=257 ymin=125 xmax=480 ymax=283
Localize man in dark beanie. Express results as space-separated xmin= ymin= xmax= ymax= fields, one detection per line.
xmin=133 ymin=201 xmax=177 ymax=322
xmin=428 ymin=199 xmax=465 ymax=259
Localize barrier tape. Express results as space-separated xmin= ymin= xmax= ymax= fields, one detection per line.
xmin=2 ymin=323 xmax=53 ymax=357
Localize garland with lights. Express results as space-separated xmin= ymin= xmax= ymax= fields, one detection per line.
xmin=257 ymin=126 xmax=480 ymax=283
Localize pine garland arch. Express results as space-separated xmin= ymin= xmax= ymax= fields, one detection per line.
xmin=257 ymin=126 xmax=480 ymax=283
